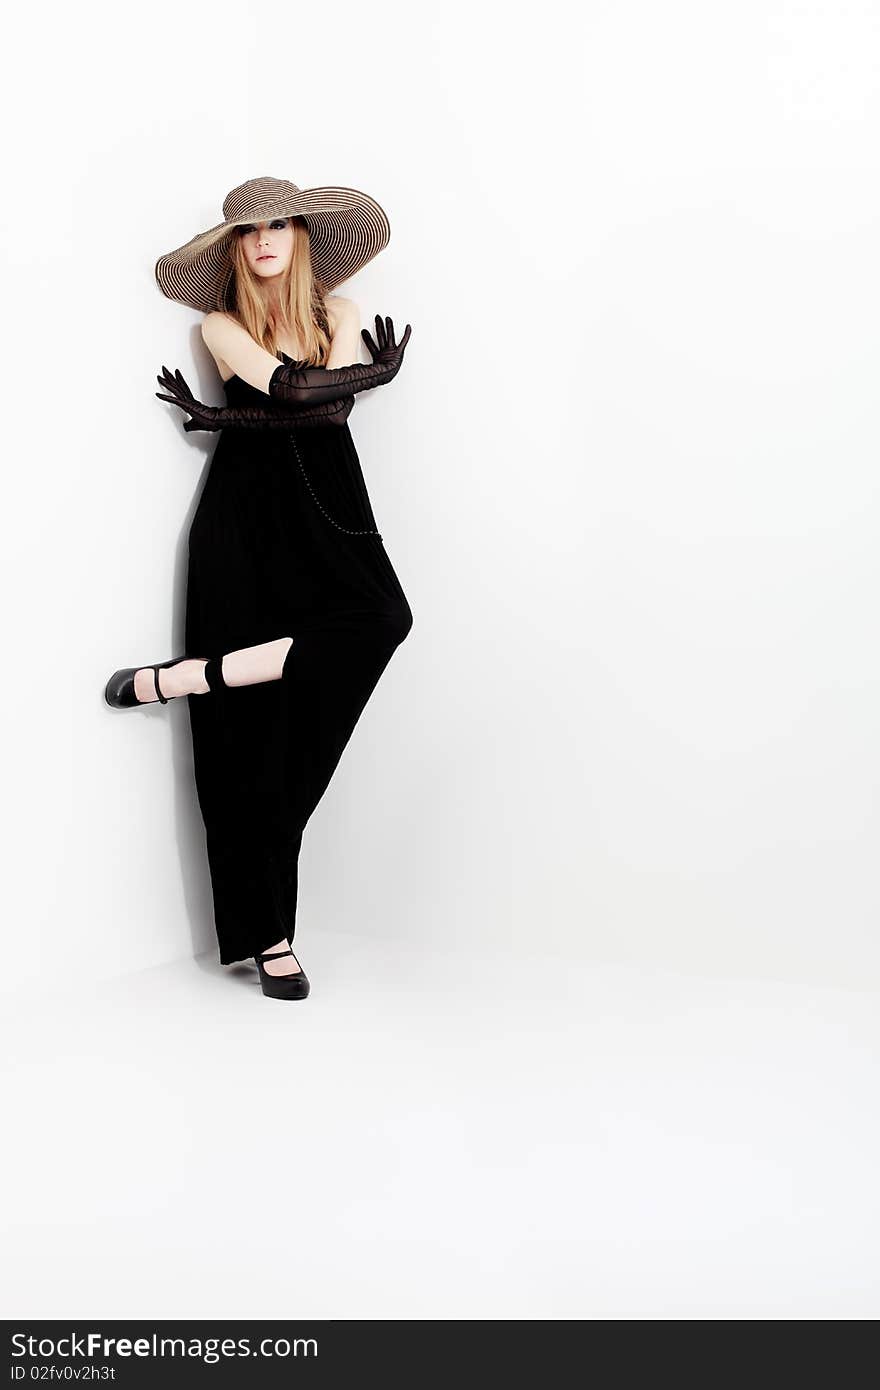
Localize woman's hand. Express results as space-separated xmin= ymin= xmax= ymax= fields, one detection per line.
xmin=155 ymin=366 xmax=220 ymax=432
xmin=360 ymin=315 xmax=412 ymax=373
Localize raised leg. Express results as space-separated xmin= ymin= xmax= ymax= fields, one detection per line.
xmin=133 ymin=637 xmax=294 ymax=703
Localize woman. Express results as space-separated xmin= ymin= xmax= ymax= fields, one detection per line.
xmin=104 ymin=176 xmax=414 ymax=1001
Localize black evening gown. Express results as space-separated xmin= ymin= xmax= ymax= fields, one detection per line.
xmin=183 ymin=356 xmax=413 ymax=965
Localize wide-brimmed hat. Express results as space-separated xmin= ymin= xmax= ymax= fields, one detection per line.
xmin=154 ymin=175 xmax=391 ymax=313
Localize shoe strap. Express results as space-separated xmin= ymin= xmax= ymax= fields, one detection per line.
xmin=255 ymin=948 xmax=294 ymax=964
xmin=152 ymin=666 xmax=169 ymax=704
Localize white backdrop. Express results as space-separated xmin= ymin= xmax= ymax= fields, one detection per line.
xmin=1 ymin=0 xmax=878 ymax=995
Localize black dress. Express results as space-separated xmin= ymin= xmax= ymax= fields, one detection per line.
xmin=183 ymin=356 xmax=413 ymax=965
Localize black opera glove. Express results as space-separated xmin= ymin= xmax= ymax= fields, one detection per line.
xmin=155 ymin=367 xmax=354 ymax=431
xmin=267 ymin=314 xmax=413 ymax=409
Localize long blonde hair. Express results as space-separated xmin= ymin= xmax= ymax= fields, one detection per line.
xmin=218 ymin=215 xmax=332 ymax=366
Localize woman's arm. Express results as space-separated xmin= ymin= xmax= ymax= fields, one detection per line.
xmin=156 ymin=367 xmax=354 ymax=432
xmin=200 ymin=298 xmax=368 ymax=389
xmin=201 ymin=308 xmax=411 ymax=408
xmin=325 ymin=295 xmax=364 ymax=367
xmin=159 ymin=308 xmax=410 ymax=433
xmin=201 ymin=312 xmax=288 ymax=394
xmin=267 ymin=314 xmax=411 ymax=407
xmin=159 ymin=302 xmax=366 ymax=431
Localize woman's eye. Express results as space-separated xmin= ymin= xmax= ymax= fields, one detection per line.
xmin=238 ymin=220 xmax=285 ymax=235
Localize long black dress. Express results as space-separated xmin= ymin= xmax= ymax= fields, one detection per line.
xmin=183 ymin=355 xmax=413 ymax=965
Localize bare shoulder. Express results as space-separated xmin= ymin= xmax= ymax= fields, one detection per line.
xmin=201 ymin=311 xmax=254 ymax=374
xmin=201 ymin=310 xmax=240 ymax=349
xmin=326 ymin=294 xmax=359 ymax=329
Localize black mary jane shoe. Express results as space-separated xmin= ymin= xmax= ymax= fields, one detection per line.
xmin=255 ymin=948 xmax=310 ymax=1001
xmin=104 ymin=655 xmax=197 ymax=708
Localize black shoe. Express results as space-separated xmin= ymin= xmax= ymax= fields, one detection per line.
xmin=104 ymin=654 xmax=202 ymax=708
xmin=254 ymin=948 xmax=310 ymax=1000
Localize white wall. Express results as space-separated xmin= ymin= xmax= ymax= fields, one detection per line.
xmin=2 ymin=0 xmax=878 ymax=994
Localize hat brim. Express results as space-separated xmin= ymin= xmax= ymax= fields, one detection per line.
xmin=154 ymin=185 xmax=391 ymax=313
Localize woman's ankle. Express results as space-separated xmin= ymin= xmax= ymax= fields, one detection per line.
xmin=139 ymin=659 xmax=209 ymax=700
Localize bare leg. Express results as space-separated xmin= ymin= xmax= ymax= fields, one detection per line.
xmin=133 ymin=637 xmax=294 ymax=703
xmin=218 ymin=636 xmax=294 ymax=688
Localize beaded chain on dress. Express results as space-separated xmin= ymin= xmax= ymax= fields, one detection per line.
xmin=279 ymin=350 xmax=382 ymax=540
xmin=286 ymin=430 xmax=381 ymax=540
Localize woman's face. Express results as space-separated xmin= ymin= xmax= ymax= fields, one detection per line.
xmin=236 ymin=217 xmax=295 ymax=280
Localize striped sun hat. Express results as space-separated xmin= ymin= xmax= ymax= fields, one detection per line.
xmin=154 ymin=175 xmax=391 ymax=313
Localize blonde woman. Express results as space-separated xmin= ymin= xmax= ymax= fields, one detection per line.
xmin=105 ymin=177 xmax=414 ymax=1000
